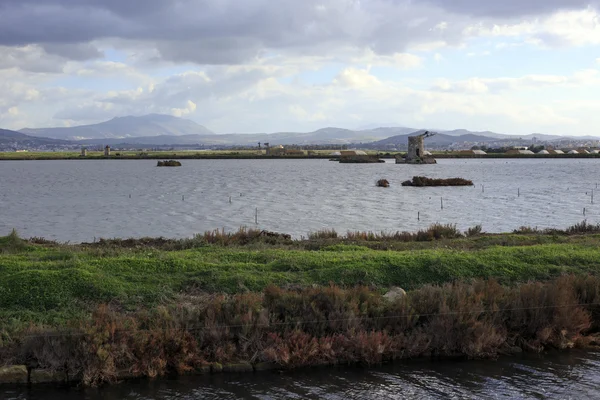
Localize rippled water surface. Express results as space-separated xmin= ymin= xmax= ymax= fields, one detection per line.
xmin=4 ymin=351 xmax=600 ymax=399
xmin=1 ymin=158 xmax=600 ymax=241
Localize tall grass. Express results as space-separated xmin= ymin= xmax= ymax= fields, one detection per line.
xmin=317 ymin=223 xmax=463 ymax=242
xmin=0 ymin=229 xmax=28 ymax=253
xmin=514 ymin=221 xmax=600 ymax=235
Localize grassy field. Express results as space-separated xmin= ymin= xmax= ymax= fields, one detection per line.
xmin=2 ymin=225 xmax=600 ymax=324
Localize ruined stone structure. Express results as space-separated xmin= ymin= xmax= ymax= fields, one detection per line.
xmin=104 ymin=145 xmax=111 ymax=156
xmin=396 ymin=131 xmax=437 ymax=164
xmin=80 ymin=147 xmax=87 ymax=157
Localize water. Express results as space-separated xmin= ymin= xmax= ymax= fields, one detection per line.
xmin=1 ymin=159 xmax=600 ymax=242
xmin=3 ymin=351 xmax=600 ymax=399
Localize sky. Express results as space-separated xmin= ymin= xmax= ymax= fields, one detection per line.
xmin=1 ymin=1 xmax=600 ymax=135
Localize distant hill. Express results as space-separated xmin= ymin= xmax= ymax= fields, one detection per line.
xmin=441 ymin=129 xmax=508 ymax=138
xmin=0 ymin=128 xmax=71 ymax=147
xmin=76 ymin=126 xmax=400 ymax=146
xmin=366 ymin=131 xmax=499 ymax=149
xmin=19 ymin=114 xmax=215 ymax=141
xmin=0 ymin=128 xmax=67 ymax=144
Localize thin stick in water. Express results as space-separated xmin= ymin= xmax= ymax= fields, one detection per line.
xmin=255 ymin=208 xmax=258 ymax=224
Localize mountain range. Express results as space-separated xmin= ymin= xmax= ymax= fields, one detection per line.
xmin=1 ymin=114 xmax=599 ymax=149
xmin=20 ymin=114 xmax=215 ymax=141
xmin=0 ymin=128 xmax=71 ymax=146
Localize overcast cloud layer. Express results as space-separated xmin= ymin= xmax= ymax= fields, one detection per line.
xmin=1 ymin=0 xmax=599 ymax=134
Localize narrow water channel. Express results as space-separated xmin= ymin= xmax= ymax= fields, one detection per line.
xmin=4 ymin=350 xmax=600 ymax=399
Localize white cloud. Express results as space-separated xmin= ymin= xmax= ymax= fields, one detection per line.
xmin=333 ymin=68 xmax=382 ymax=89
xmin=433 ymin=69 xmax=600 ymax=93
xmin=171 ymin=100 xmax=197 ymax=117
xmin=465 ymin=8 xmax=600 ymax=47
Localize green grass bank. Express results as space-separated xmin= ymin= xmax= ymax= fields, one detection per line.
xmin=1 ymin=224 xmax=600 ymax=385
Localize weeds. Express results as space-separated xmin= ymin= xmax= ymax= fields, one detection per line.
xmin=0 ymin=229 xmax=28 ymax=254
xmin=4 ymin=276 xmax=600 ymax=385
xmin=514 ymin=221 xmax=600 ymax=236
xmin=566 ymin=220 xmax=600 ymax=234
xmin=465 ymin=225 xmax=483 ymax=237
xmin=309 ymin=229 xmax=339 ymax=240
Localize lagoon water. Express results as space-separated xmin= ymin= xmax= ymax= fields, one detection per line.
xmin=4 ymin=350 xmax=600 ymax=399
xmin=1 ymin=158 xmax=600 ymax=241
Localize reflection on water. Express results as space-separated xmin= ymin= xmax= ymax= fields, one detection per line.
xmin=2 ymin=158 xmax=600 ymax=242
xmin=3 ymin=351 xmax=600 ymax=399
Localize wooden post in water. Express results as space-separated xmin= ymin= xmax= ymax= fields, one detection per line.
xmin=518 ymin=188 xmax=520 ymax=197
xmin=418 ymin=212 xmax=420 ymax=221
xmin=440 ymin=197 xmax=444 ymax=210
xmin=482 ymin=185 xmax=485 ymax=193
xmin=584 ymin=207 xmax=587 ymax=216
xmin=229 ymin=196 xmax=232 ymax=204
xmin=255 ymin=208 xmax=258 ymax=224
xmin=592 ymin=190 xmax=595 ymax=205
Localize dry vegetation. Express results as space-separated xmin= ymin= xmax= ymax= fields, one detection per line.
xmin=402 ymin=176 xmax=474 ymax=187
xmin=157 ymin=160 xmax=182 ymax=167
xmin=3 ymin=276 xmax=599 ymax=385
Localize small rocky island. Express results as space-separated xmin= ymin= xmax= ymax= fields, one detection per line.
xmin=377 ymin=179 xmax=390 ymax=187
xmin=157 ymin=160 xmax=182 ymax=167
xmin=402 ymin=176 xmax=473 ymax=187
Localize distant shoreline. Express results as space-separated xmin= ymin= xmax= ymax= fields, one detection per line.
xmin=2 ymin=152 xmax=600 ymax=161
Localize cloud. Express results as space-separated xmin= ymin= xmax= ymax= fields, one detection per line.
xmin=465 ymin=8 xmax=600 ymax=47
xmin=423 ymin=0 xmax=595 ymax=17
xmin=171 ymin=100 xmax=197 ymax=117
xmin=1 ymin=1 xmax=600 ymax=135
xmin=0 ymin=45 xmax=68 ymax=73
xmin=41 ymin=43 xmax=103 ymax=61
xmin=333 ymin=68 xmax=382 ymax=89
xmin=0 ymin=0 xmax=470 ymax=65
xmin=433 ymin=70 xmax=600 ymax=93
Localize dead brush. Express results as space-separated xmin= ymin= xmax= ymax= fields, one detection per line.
xmin=6 ymin=276 xmax=600 ymax=385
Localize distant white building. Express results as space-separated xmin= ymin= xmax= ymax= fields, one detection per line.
xmin=537 ymin=150 xmax=550 ymax=155
xmin=568 ymin=150 xmax=579 ymax=154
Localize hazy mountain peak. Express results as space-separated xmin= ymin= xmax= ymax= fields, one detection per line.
xmin=19 ymin=114 xmax=215 ymax=141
